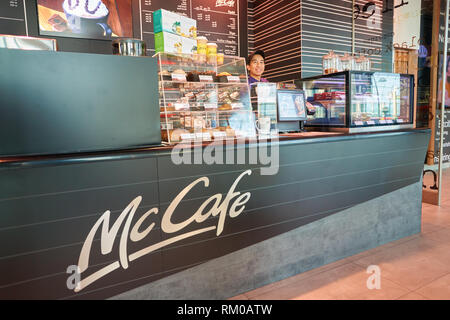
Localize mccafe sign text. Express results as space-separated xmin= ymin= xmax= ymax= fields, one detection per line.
xmin=67 ymin=170 xmax=252 ymax=292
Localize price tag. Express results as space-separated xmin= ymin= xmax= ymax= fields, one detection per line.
xmin=396 ymin=119 xmax=404 ymax=123
xmin=227 ymin=76 xmax=240 ymax=83
xmin=174 ymin=103 xmax=189 ymax=110
xmin=199 ymin=75 xmax=213 ymax=82
xmin=204 ymin=103 xmax=218 ymax=109
xmin=366 ymin=120 xmax=376 ymax=125
xmin=379 ymin=120 xmax=387 ymax=124
xmin=213 ymin=131 xmax=227 ymax=139
xmin=181 ymin=133 xmax=195 ymax=141
xmin=231 ymin=103 xmax=243 ymax=109
xmin=171 ymin=73 xmax=186 ymax=82
xmin=161 ymin=122 xmax=173 ymax=130
xmin=354 ymin=121 xmax=364 ymax=126
xmin=386 ymin=120 xmax=394 ymax=124
xmin=195 ymin=132 xmax=211 ymax=141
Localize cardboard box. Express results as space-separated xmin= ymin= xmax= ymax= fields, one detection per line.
xmin=182 ymin=36 xmax=197 ymax=54
xmin=154 ymin=32 xmax=183 ymax=54
xmin=153 ymin=9 xmax=182 ymax=35
xmin=180 ymin=15 xmax=197 ymax=38
xmin=153 ymin=9 xmax=197 ymax=38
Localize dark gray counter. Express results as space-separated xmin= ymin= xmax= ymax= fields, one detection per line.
xmin=0 ymin=129 xmax=430 ymax=299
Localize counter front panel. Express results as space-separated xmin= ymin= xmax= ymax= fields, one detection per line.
xmin=0 ymin=130 xmax=430 ymax=299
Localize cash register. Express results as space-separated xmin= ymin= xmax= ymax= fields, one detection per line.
xmin=276 ymin=89 xmax=308 ymax=133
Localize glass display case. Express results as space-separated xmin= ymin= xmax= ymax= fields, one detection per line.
xmin=156 ymin=52 xmax=257 ymax=144
xmin=295 ymin=71 xmax=414 ymax=133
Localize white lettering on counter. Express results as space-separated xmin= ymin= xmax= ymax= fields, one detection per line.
xmin=69 ymin=170 xmax=252 ymax=292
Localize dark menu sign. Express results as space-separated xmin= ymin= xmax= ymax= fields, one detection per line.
xmin=434 ymin=109 xmax=450 ymax=164
xmin=0 ymin=0 xmax=27 ymax=36
xmin=139 ymin=0 xmax=240 ymax=56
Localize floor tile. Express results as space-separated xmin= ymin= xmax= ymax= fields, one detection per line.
xmin=352 ymin=235 xmax=450 ymax=291
xmin=421 ymin=204 xmax=450 ymax=231
xmin=248 ymin=263 xmax=409 ymax=300
xmin=415 ymin=273 xmax=450 ymax=300
xmin=396 ymin=291 xmax=429 ymax=300
xmin=422 ymin=227 xmax=450 ymax=245
xmin=421 ymin=221 xmax=447 ymax=234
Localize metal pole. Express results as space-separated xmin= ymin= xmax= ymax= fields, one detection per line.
xmin=438 ymin=0 xmax=449 ymax=206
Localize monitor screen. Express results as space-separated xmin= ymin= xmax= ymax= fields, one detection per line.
xmin=277 ymin=90 xmax=308 ymax=121
xmin=36 ymin=0 xmax=133 ymax=40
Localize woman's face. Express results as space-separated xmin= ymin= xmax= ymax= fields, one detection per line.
xmin=247 ymin=54 xmax=265 ymax=78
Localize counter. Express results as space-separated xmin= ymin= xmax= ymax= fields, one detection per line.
xmin=0 ymin=128 xmax=430 ymax=299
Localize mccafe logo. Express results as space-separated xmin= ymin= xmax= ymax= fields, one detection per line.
xmin=67 ymin=170 xmax=252 ymax=292
xmin=215 ymin=0 xmax=235 ymax=8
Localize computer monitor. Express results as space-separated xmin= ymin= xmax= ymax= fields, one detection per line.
xmin=277 ymin=90 xmax=308 ymax=122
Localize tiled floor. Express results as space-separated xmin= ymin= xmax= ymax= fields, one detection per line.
xmin=230 ymin=168 xmax=450 ymax=300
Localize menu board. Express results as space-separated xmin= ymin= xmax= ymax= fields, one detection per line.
xmin=139 ymin=0 xmax=240 ymax=56
xmin=0 ymin=0 xmax=27 ymax=36
xmin=434 ymin=109 xmax=450 ymax=164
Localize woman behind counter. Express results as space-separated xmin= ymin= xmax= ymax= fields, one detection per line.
xmin=247 ymin=49 xmax=269 ymax=84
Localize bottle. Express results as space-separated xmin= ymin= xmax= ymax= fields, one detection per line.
xmin=322 ymin=52 xmax=331 ymax=74
xmin=366 ymin=55 xmax=371 ymax=71
xmin=206 ymin=43 xmax=217 ymax=65
xmin=350 ymin=54 xmax=358 ymax=71
xmin=355 ymin=54 xmax=364 ymax=71
xmin=335 ymin=52 xmax=343 ymax=72
xmin=328 ymin=50 xmax=338 ymax=73
xmin=341 ymin=53 xmax=351 ymax=71
xmin=358 ymin=55 xmax=370 ymax=71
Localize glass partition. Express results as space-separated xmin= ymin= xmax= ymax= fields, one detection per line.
xmin=298 ymin=73 xmax=347 ymax=127
xmin=350 ymin=72 xmax=412 ymax=126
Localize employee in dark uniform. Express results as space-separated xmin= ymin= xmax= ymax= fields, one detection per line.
xmin=247 ymin=49 xmax=269 ymax=84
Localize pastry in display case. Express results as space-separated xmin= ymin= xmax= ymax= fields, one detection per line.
xmin=155 ymin=52 xmax=257 ymax=144
xmin=294 ymin=71 xmax=414 ymax=133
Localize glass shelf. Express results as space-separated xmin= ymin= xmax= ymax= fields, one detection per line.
xmin=295 ymin=71 xmax=414 ymax=132
xmin=156 ymin=52 xmax=258 ymax=143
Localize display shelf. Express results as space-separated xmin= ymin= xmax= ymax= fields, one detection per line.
xmin=156 ymin=52 xmax=257 ymax=143
xmin=295 ymin=71 xmax=415 ymax=132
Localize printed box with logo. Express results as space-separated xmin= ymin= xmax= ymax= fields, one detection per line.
xmin=153 ymin=8 xmax=197 ymax=39
xmin=182 ymin=37 xmax=197 ymax=54
xmin=180 ymin=15 xmax=197 ymax=38
xmin=153 ymin=9 xmax=182 ymax=35
xmin=154 ymin=32 xmax=183 ymax=54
